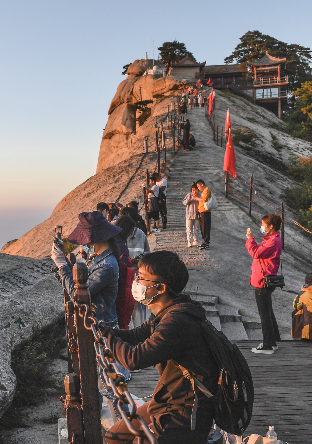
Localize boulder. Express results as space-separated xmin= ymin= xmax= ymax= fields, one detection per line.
xmin=103 ymin=103 xmax=134 ymax=140
xmin=108 ymin=75 xmax=138 ymax=115
xmin=0 ymin=253 xmax=63 ymax=419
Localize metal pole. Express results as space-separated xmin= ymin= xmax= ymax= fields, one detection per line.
xmin=73 ymin=262 xmax=102 ymax=444
xmin=281 ymin=201 xmax=285 ymax=250
xmin=157 ymin=133 xmax=160 ymax=174
xmin=248 ymin=174 xmax=253 ymax=217
xmin=144 ymin=170 xmax=151 ymax=234
xmin=225 ymin=171 xmax=229 ymax=198
xmin=144 ymin=136 xmax=148 ymax=153
xmin=172 ymin=117 xmax=176 ymax=152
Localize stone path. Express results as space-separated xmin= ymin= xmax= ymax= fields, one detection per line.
xmin=150 ymin=106 xmax=289 ymax=341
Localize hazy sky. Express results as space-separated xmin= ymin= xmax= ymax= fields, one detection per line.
xmin=1 ymin=0 xmax=311 ymax=249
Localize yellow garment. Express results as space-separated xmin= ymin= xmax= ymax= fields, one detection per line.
xmin=291 ymin=285 xmax=312 ymax=340
xmin=198 ymin=187 xmax=211 ymax=213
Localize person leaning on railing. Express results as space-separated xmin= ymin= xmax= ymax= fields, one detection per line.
xmin=102 ymin=250 xmax=219 ymax=444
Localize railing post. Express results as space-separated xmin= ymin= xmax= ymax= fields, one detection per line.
xmin=65 ymin=298 xmax=79 ymax=374
xmin=248 ymin=174 xmax=253 ymax=217
xmin=63 ymin=373 xmax=84 ymax=444
xmin=144 ymin=136 xmax=148 ymax=153
xmin=172 ymin=117 xmax=176 ymax=152
xmin=73 ymin=262 xmax=102 ymax=444
xmin=225 ymin=171 xmax=229 ymax=198
xmin=144 ymin=170 xmax=151 ymax=233
xmin=157 ymin=132 xmax=160 ymax=174
xmin=281 ymin=201 xmax=285 ymax=250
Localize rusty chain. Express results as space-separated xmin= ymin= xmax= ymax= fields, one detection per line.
xmin=73 ymin=300 xmax=158 ymax=444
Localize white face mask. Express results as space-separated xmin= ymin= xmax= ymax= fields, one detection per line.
xmin=260 ymin=226 xmax=267 ymax=234
xmin=131 ymin=280 xmax=160 ymax=306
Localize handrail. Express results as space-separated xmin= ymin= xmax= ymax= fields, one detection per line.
xmin=254 ymin=76 xmax=288 ymax=85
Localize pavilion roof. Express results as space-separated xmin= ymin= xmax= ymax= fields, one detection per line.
xmin=203 ymin=64 xmax=247 ymax=75
xmin=250 ymin=52 xmax=286 ymax=66
xmin=171 ymin=56 xmax=205 ymax=68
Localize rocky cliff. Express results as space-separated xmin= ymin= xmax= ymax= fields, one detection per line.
xmin=1 ymin=59 xmax=185 ymax=258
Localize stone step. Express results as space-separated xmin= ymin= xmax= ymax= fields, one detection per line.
xmin=220 ymin=321 xmax=249 ymax=341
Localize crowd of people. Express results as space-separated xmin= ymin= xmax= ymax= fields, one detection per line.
xmin=48 ymin=103 xmax=311 ymax=442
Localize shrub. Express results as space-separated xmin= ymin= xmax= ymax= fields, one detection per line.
xmin=231 ymin=127 xmax=258 ymax=146
xmin=270 ymin=132 xmax=284 ymax=151
xmin=286 ymin=157 xmax=312 ymax=234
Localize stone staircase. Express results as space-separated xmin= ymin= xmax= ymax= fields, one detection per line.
xmin=150 ymin=111 xmax=261 ymax=341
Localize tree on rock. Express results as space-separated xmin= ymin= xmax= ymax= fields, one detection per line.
xmin=285 ymin=81 xmax=312 ymax=140
xmin=224 ymin=30 xmax=312 ymax=91
xmin=158 ymin=40 xmax=196 ymax=72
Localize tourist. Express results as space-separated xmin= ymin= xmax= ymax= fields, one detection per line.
xmin=51 ymin=211 xmax=131 ymax=381
xmin=291 ymin=272 xmax=312 ymax=340
xmin=182 ymin=119 xmax=191 ymax=151
xmin=145 ymin=176 xmax=160 ymax=232
xmin=103 ymin=250 xmax=218 ymax=444
xmin=182 ymin=182 xmax=201 ymax=247
xmin=245 ymin=214 xmax=282 ymax=354
xmin=154 ymin=172 xmax=168 ymax=230
xmin=96 ymin=202 xmax=109 ymax=219
xmin=193 ymin=179 xmax=211 ymax=250
xmin=121 ymin=204 xmax=147 ymax=235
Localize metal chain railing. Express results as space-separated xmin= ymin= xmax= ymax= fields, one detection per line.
xmin=62 ymin=262 xmax=158 ymax=444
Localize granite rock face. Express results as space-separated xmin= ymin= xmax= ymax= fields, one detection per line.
xmin=97 ymin=59 xmax=183 ymax=173
xmin=0 ymin=253 xmax=63 ymax=418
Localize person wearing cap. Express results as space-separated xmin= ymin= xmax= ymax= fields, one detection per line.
xmin=292 ymin=272 xmax=312 ymax=340
xmin=103 ymin=250 xmax=218 ymax=444
xmin=51 ymin=211 xmax=122 ymax=328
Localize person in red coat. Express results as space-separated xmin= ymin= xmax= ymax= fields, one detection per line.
xmin=245 ymin=214 xmax=282 ymax=354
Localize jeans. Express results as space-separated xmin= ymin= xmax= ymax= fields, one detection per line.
xmin=255 ymin=287 xmax=281 ymax=348
xmin=186 ymin=219 xmax=200 ymax=245
xmin=131 ymin=302 xmax=148 ymax=328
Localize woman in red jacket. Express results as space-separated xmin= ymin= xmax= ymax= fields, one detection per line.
xmin=245 ymin=214 xmax=282 ymax=354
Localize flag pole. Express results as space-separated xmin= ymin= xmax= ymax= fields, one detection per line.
xmin=225 ymin=171 xmax=229 ymax=198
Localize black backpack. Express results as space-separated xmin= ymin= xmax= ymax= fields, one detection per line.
xmin=173 ymin=314 xmax=254 ymax=436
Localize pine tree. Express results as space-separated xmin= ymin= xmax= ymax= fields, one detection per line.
xmin=158 ymin=41 xmax=196 ymax=72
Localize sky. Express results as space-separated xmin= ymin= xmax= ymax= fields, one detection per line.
xmin=1 ymin=0 xmax=312 ymax=249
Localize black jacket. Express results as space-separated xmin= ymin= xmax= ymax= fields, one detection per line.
xmin=105 ymin=294 xmax=218 ymax=429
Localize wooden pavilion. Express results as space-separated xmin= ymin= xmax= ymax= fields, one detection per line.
xmin=249 ymin=52 xmax=289 ymax=118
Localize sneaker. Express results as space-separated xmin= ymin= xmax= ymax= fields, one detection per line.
xmin=200 ymin=244 xmax=210 ymax=250
xmin=259 ymin=342 xmax=278 ymax=351
xmin=251 ymin=343 xmax=274 ymax=354
xmin=187 ymin=243 xmax=192 ymax=248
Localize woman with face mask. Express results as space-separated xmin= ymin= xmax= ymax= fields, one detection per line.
xmin=245 ymin=214 xmax=282 ymax=354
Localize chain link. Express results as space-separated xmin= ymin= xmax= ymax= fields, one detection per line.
xmin=73 ymin=299 xmax=158 ymax=444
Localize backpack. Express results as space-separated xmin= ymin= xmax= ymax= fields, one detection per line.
xmin=158 ymin=188 xmax=166 ymax=207
xmin=189 ymin=133 xmax=196 ymax=147
xmin=115 ymin=254 xmax=136 ymax=329
xmin=172 ymin=314 xmax=254 ymax=436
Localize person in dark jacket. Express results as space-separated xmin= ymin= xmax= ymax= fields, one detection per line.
xmin=245 ymin=214 xmax=282 ymax=354
xmin=102 ymin=250 xmax=218 ymax=444
xmin=182 ymin=119 xmax=191 ymax=151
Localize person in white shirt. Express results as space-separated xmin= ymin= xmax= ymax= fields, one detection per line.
xmin=146 ymin=176 xmax=160 ymax=232
xmin=154 ymin=172 xmax=167 ymax=230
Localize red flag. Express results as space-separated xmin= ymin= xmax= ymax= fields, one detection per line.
xmin=206 ymin=77 xmax=211 ymax=85
xmin=224 ymin=108 xmax=231 ymax=138
xmin=208 ymin=93 xmax=213 ymax=115
xmin=223 ymin=129 xmax=236 ymax=178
